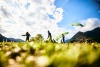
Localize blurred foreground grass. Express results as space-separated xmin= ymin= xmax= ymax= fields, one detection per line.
xmin=0 ymin=42 xmax=100 ymax=67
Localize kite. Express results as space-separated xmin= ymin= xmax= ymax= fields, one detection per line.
xmin=71 ymin=22 xmax=83 ymax=27
xmin=56 ymin=32 xmax=69 ymax=41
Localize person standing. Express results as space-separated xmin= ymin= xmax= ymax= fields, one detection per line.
xmin=26 ymin=32 xmax=31 ymax=42
xmin=62 ymin=34 xmax=65 ymax=43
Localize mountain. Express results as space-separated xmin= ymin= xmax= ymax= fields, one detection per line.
xmin=0 ymin=34 xmax=24 ymax=42
xmin=8 ymin=38 xmax=24 ymax=42
xmin=69 ymin=27 xmax=100 ymax=43
xmin=0 ymin=34 xmax=11 ymax=42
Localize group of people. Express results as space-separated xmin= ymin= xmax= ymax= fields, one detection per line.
xmin=24 ymin=30 xmax=65 ymax=43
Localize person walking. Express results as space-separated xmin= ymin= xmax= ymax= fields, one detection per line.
xmin=47 ymin=30 xmax=52 ymax=42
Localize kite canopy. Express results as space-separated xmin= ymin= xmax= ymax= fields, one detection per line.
xmin=71 ymin=22 xmax=83 ymax=27
xmin=56 ymin=32 xmax=69 ymax=41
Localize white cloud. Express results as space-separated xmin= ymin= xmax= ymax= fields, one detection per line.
xmin=65 ymin=18 xmax=100 ymax=39
xmin=0 ymin=0 xmax=64 ymax=40
xmin=0 ymin=25 xmax=6 ymax=33
xmin=79 ymin=18 xmax=100 ymax=32
xmin=75 ymin=18 xmax=100 ymax=32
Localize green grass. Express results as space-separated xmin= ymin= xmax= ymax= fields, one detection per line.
xmin=0 ymin=42 xmax=100 ymax=67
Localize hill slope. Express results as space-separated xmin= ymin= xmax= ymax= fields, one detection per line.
xmin=0 ymin=34 xmax=24 ymax=42
xmin=0 ymin=34 xmax=11 ymax=42
xmin=69 ymin=27 xmax=100 ymax=43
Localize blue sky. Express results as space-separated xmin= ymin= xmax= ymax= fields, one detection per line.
xmin=0 ymin=0 xmax=100 ymax=40
xmin=55 ymin=0 xmax=100 ymax=28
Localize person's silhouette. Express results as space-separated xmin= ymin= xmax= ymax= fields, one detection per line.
xmin=47 ymin=30 xmax=52 ymax=42
xmin=62 ymin=34 xmax=65 ymax=43
xmin=26 ymin=32 xmax=31 ymax=42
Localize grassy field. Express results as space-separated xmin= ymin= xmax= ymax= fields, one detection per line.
xmin=0 ymin=42 xmax=100 ymax=67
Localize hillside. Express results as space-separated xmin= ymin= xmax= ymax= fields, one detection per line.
xmin=69 ymin=27 xmax=100 ymax=43
xmin=0 ymin=34 xmax=11 ymax=42
xmin=0 ymin=34 xmax=24 ymax=42
xmin=9 ymin=38 xmax=24 ymax=42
